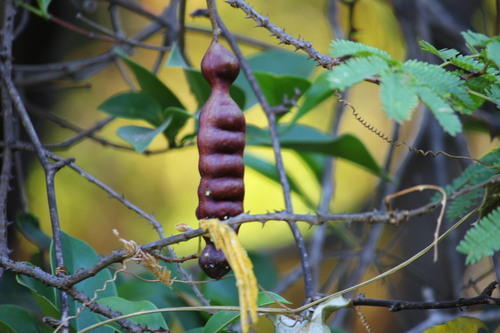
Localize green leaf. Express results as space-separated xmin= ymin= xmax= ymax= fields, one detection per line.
xmin=200 ymin=253 xmax=281 ymax=306
xmin=443 ymin=149 xmax=500 ymax=221
xmin=417 ymin=86 xmax=462 ymax=136
xmin=98 ymin=92 xmax=163 ymax=126
xmin=479 ymin=182 xmax=500 ymax=218
xmin=403 ymin=59 xmax=473 ymax=112
xmin=457 ymin=207 xmax=500 ymax=265
xmin=203 ymin=311 xmax=239 ymax=333
xmin=161 ymin=106 xmax=194 ymax=147
xmin=50 ymin=232 xmax=117 ymax=332
xmin=380 ymin=70 xmax=419 ymax=122
xmin=254 ymin=72 xmax=311 ymax=107
xmin=203 ymin=292 xmax=291 ymax=333
xmin=184 ymin=69 xmax=246 ymax=110
xmin=14 ymin=1 xmax=43 ymax=17
xmin=330 ymin=39 xmax=391 ymax=60
xmin=250 ymin=252 xmax=279 ymax=290
xmin=291 ymin=72 xmax=334 ymax=125
xmin=120 ymin=55 xmax=183 ymax=109
xmin=96 ymin=297 xmax=168 ymax=331
xmin=257 ymin=291 xmax=292 ymax=306
xmin=0 ymin=305 xmax=43 ymax=333
xmin=235 ymin=50 xmax=316 ymax=108
xmin=296 ymin=152 xmax=325 ymax=184
xmin=117 ymin=117 xmax=172 ymax=153
xmin=423 ymin=316 xmax=487 ymax=333
xmin=461 ymin=30 xmax=490 ymax=48
xmin=119 ymin=53 xmax=187 ymax=146
xmin=486 ymin=41 xmax=500 ymax=68
xmin=116 ymin=269 xmax=204 ymax=331
xmin=165 ymin=43 xmax=189 ymax=69
xmin=247 ymin=50 xmax=316 ymax=78
xmin=37 ymin=0 xmax=52 ymax=17
xmin=328 ymin=56 xmax=389 ymax=90
xmin=187 ymin=329 xmax=204 ymax=333
xmin=419 ymin=40 xmax=443 ymax=57
xmin=419 ymin=40 xmax=460 ymax=60
xmin=449 ymin=55 xmax=484 ymax=72
xmin=486 ymin=84 xmax=500 ymax=106
xmin=247 ymin=124 xmax=387 ymax=179
xmin=244 ymin=153 xmax=314 ymax=208
xmin=16 ymin=272 xmax=59 ymax=318
xmin=15 ymin=212 xmax=51 ymax=251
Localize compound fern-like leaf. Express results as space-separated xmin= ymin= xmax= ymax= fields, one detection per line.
xmin=330 ymin=39 xmax=391 ymax=60
xmin=457 ymin=207 xmax=500 ymax=265
xmin=328 ymin=56 xmax=389 ymax=90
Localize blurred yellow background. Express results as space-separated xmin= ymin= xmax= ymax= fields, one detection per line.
xmin=24 ymin=0 xmax=497 ymax=263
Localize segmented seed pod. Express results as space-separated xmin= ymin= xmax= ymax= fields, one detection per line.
xmin=196 ymin=41 xmax=245 ymax=279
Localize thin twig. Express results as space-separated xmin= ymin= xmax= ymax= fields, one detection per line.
xmin=178 ymin=0 xmax=192 ymax=66
xmin=0 ymin=5 xmax=72 ymax=329
xmin=24 ymin=209 xmax=484 ymax=333
xmin=310 ymin=92 xmax=348 ymax=293
xmin=225 ymin=0 xmax=340 ymax=69
xmin=216 ymin=7 xmax=314 ymax=301
xmin=206 ymin=0 xmax=221 ymax=40
xmin=0 ymin=0 xmax=16 ymax=279
xmin=353 ymin=281 xmax=500 ymax=311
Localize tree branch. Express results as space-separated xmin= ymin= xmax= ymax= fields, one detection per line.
xmin=225 ymin=0 xmax=340 ymax=69
xmin=215 ymin=6 xmax=314 ymax=300
xmin=352 ymin=281 xmax=500 ymax=311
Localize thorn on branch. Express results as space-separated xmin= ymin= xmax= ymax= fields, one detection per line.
xmin=190 ymin=9 xmax=210 ymax=18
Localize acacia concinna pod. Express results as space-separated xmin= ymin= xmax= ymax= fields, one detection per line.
xmin=196 ymin=40 xmax=245 ymax=279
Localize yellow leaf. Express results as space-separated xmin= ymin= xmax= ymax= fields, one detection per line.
xmin=423 ymin=317 xmax=487 ymax=333
xmin=200 ymin=219 xmax=258 ymax=333
xmin=113 ymin=229 xmax=171 ymax=286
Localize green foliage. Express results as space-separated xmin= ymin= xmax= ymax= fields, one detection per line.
xmin=96 ymin=297 xmax=168 ymax=331
xmin=486 ymin=41 xmax=500 ymax=67
xmin=202 ymin=292 xmax=291 ymax=333
xmin=184 ymin=69 xmax=246 ymax=109
xmin=50 ymin=232 xmax=117 ymax=332
xmin=291 ymin=72 xmax=334 ymax=125
xmin=200 ymin=252 xmax=279 ymax=306
xmin=255 ymin=72 xmax=311 ymax=108
xmin=247 ymin=124 xmax=387 ymax=179
xmin=14 ymin=0 xmax=51 ymax=18
xmin=328 ymin=56 xmax=389 ymax=90
xmin=461 ymin=30 xmax=491 ymax=48
xmin=380 ymin=70 xmax=418 ymax=122
xmin=417 ymin=86 xmax=462 ymax=135
xmin=36 ymin=0 xmax=52 ymax=17
xmin=328 ymin=33 xmax=500 ymax=136
xmin=443 ymin=149 xmax=500 ymax=221
xmin=99 ymin=92 xmax=164 ymax=126
xmin=116 ymin=118 xmax=172 ymax=153
xmin=246 ymin=50 xmax=316 ymax=78
xmin=109 ymin=51 xmax=189 ymax=148
xmin=0 ymin=304 xmax=50 ymax=333
xmin=457 ymin=208 xmax=500 ymax=265
xmin=330 ymin=39 xmax=391 ymax=60
xmin=438 ymin=149 xmax=500 ymax=265
xmin=17 ymin=271 xmax=59 ymax=318
xmin=15 ymin=213 xmax=51 ymax=251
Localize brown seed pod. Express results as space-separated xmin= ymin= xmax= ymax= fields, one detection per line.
xmin=196 ymin=40 xmax=245 ymax=279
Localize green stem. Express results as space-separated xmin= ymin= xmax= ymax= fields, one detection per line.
xmin=468 ymin=89 xmax=495 ymax=104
